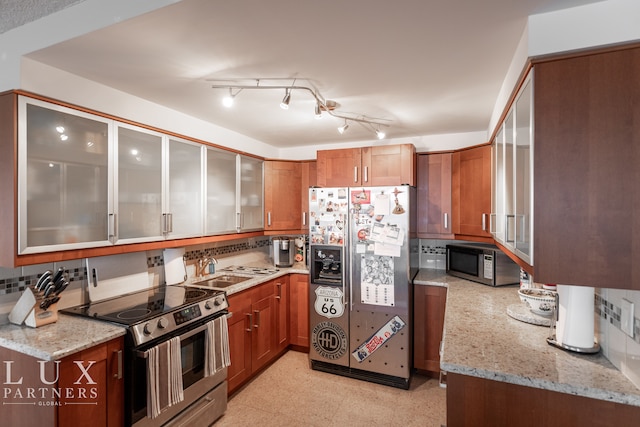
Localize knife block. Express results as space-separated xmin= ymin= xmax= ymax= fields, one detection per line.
xmin=8 ymin=287 xmax=59 ymax=328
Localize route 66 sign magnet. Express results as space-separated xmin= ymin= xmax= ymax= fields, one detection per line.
xmin=314 ymin=286 xmax=344 ymax=319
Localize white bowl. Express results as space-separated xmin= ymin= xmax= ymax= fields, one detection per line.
xmin=518 ymin=288 xmax=556 ymax=316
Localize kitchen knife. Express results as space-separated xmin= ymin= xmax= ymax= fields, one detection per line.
xmin=40 ymin=296 xmax=60 ymax=311
xmin=54 ymin=279 xmax=68 ymax=295
xmin=51 ymin=267 xmax=64 ymax=285
xmin=43 ymin=281 xmax=56 ymax=298
xmin=35 ymin=271 xmax=52 ymax=292
xmin=37 ymin=277 xmax=52 ymax=296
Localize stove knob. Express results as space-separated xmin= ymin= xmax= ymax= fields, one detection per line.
xmin=143 ymin=322 xmax=154 ymax=335
xmin=214 ymin=296 xmax=224 ymax=306
xmin=157 ymin=317 xmax=169 ymax=329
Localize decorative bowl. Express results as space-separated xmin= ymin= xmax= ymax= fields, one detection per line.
xmin=518 ymin=288 xmax=556 ymax=316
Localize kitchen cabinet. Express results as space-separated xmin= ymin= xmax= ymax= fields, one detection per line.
xmin=533 ymin=46 xmax=640 ymax=289
xmin=264 ymin=161 xmax=302 ymax=232
xmin=205 ymin=146 xmax=238 ymax=234
xmin=238 ymin=155 xmax=264 ymax=232
xmin=316 ymin=144 xmax=416 ymax=187
xmin=289 ymin=273 xmax=310 ymax=349
xmin=226 ymin=280 xmax=278 ymax=394
xmin=452 ymin=145 xmax=492 ymax=240
xmin=300 ymin=160 xmax=316 ymax=229
xmin=413 ymin=285 xmax=447 ymax=376
xmin=492 ymin=71 xmax=533 ymax=265
xmin=447 ymin=372 xmax=640 ymax=427
xmin=274 ymin=276 xmax=290 ymax=352
xmin=0 ymin=336 xmax=124 ymax=427
xmin=417 ymin=153 xmax=454 ymax=238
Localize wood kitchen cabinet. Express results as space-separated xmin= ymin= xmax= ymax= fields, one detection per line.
xmin=226 ymin=280 xmax=279 ymax=395
xmin=0 ymin=336 xmax=124 ymax=427
xmin=417 ymin=153 xmax=454 ymax=238
xmin=289 ymin=273 xmax=310 ymax=350
xmin=300 ymin=160 xmax=316 ymax=230
xmin=274 ymin=276 xmax=290 ymax=352
xmin=316 ymin=144 xmax=416 ymax=187
xmin=264 ymin=160 xmax=302 ymax=233
xmin=447 ymin=372 xmax=640 ymax=427
xmin=413 ymin=284 xmax=447 ymax=376
xmin=452 ymin=144 xmax=492 ymax=241
xmin=532 ymin=46 xmax=640 ymax=289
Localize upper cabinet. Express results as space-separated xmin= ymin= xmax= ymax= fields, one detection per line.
xmin=264 ymin=160 xmax=302 ymax=232
xmin=2 ymin=94 xmax=264 ymax=266
xmin=316 ymin=144 xmax=416 ymax=187
xmin=492 ymin=72 xmax=534 ymax=266
xmin=533 ymin=46 xmax=640 ymax=290
xmin=417 ymin=153 xmax=453 ymax=238
xmin=451 ymin=145 xmax=492 ymax=240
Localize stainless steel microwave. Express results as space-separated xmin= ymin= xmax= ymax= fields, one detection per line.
xmin=446 ymin=243 xmax=520 ymax=286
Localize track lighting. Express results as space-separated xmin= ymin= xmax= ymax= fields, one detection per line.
xmin=280 ymin=89 xmax=291 ymax=109
xmin=209 ymin=78 xmax=391 ymax=135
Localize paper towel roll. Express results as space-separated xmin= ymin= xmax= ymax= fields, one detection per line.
xmin=164 ymin=248 xmax=187 ymax=286
xmin=556 ymin=285 xmax=595 ymax=349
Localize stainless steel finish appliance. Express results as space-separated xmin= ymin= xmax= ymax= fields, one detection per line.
xmin=308 ymin=185 xmax=416 ymax=389
xmin=446 ymin=242 xmax=520 ymax=286
xmin=62 ymin=285 xmax=229 ymax=426
xmin=273 ymin=236 xmax=295 ymax=267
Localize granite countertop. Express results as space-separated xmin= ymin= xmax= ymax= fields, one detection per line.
xmin=0 ymin=314 xmax=126 ymax=361
xmin=0 ymin=264 xmax=308 ymax=361
xmin=414 ymin=269 xmax=640 ymax=407
xmin=186 ymin=262 xmax=309 ymax=296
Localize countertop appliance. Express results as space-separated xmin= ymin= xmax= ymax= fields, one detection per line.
xmin=446 ymin=242 xmax=520 ymax=286
xmin=273 ymin=236 xmax=295 ymax=267
xmin=308 ymin=185 xmax=416 ymax=389
xmin=62 ymin=284 xmax=229 ymax=426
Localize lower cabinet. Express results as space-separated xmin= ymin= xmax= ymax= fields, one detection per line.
xmin=447 ymin=372 xmax=640 ymax=427
xmin=274 ymin=276 xmax=290 ymax=352
xmin=0 ymin=336 xmax=124 ymax=427
xmin=289 ymin=273 xmax=310 ymax=349
xmin=413 ymin=285 xmax=447 ymax=376
xmin=227 ymin=279 xmax=282 ymax=394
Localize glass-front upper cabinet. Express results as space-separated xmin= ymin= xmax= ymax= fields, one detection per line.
xmin=514 ymin=75 xmax=533 ymax=265
xmin=206 ymin=147 xmax=237 ymax=234
xmin=115 ymin=124 xmax=164 ymax=243
xmin=492 ymin=124 xmax=505 ymax=244
xmin=166 ymin=137 xmax=204 ymax=238
xmin=18 ymin=97 xmax=113 ymax=254
xmin=238 ymin=155 xmax=263 ymax=231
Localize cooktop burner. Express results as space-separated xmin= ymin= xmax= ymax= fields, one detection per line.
xmin=61 ymin=285 xmax=221 ymax=327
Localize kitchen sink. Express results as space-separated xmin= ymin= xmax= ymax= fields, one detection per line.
xmin=192 ymin=274 xmax=252 ymax=289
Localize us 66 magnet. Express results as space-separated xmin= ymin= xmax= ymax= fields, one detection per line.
xmin=314 ymin=286 xmax=344 ymax=319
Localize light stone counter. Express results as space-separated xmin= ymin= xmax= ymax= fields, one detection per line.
xmin=0 ymin=314 xmax=126 ymax=361
xmin=414 ymin=269 xmax=640 ymax=407
xmin=186 ymin=262 xmax=309 ymax=296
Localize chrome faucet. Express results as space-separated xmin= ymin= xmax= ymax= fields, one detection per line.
xmin=196 ymin=256 xmax=218 ymax=277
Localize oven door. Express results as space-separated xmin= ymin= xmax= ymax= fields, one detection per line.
xmin=129 ymin=316 xmax=228 ymax=427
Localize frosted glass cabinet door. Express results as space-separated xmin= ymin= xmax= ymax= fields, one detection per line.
xmin=116 ymin=125 xmax=163 ymax=242
xmin=19 ymin=99 xmax=111 ymax=253
xmin=492 ymin=125 xmax=505 ymax=244
xmin=515 ymin=77 xmax=533 ymax=264
xmin=239 ymin=155 xmax=263 ymax=231
xmin=206 ymin=148 xmax=237 ymax=234
xmin=167 ymin=138 xmax=203 ymax=237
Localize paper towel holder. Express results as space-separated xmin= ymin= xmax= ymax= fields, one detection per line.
xmin=546 ymin=292 xmax=600 ymax=353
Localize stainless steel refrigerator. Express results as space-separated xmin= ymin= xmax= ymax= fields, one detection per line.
xmin=308 ymin=185 xmax=417 ymax=389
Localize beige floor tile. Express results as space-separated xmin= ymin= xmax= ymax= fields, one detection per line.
xmin=215 ymin=351 xmax=446 ymax=426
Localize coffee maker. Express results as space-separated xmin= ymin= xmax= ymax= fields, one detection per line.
xmin=273 ymin=236 xmax=295 ymax=268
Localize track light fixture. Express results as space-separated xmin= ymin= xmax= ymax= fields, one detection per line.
xmin=208 ymin=78 xmax=391 ymax=137
xmin=222 ymin=88 xmax=241 ymax=108
xmin=338 ymin=120 xmax=349 ymax=134
xmin=280 ymin=89 xmax=291 ymax=109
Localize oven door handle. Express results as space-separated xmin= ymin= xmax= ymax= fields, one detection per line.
xmin=134 ymin=316 xmax=222 ymax=358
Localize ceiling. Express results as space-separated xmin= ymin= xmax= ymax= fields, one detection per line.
xmin=19 ymin=0 xmax=603 ymax=148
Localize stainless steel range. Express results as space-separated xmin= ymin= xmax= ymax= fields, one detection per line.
xmin=62 ymin=285 xmax=229 ymax=427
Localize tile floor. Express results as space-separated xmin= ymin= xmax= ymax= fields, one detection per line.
xmin=215 ymin=350 xmax=447 ymax=426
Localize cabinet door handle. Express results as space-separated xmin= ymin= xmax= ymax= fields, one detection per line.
xmin=267 ymin=212 xmax=272 ymax=227
xmin=364 ymin=166 xmax=369 ymax=183
xmin=489 ymin=213 xmax=496 ymax=234
xmin=354 ymin=166 xmax=358 ymax=183
xmin=275 ymin=282 xmax=282 ymax=300
xmin=113 ymin=349 xmax=123 ymax=380
xmin=482 ymin=213 xmax=487 ymax=231
xmin=236 ymin=212 xmax=241 ymax=232
xmin=168 ymin=213 xmax=173 ymax=233
xmin=505 ymin=214 xmax=516 ymax=243
xmin=254 ymin=310 xmax=260 ymax=328
xmin=245 ymin=313 xmax=252 ymax=332
xmin=302 ymin=212 xmax=307 ymax=226
xmin=443 ymin=213 xmax=449 ymax=230
xmin=108 ymin=213 xmax=117 ymax=240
